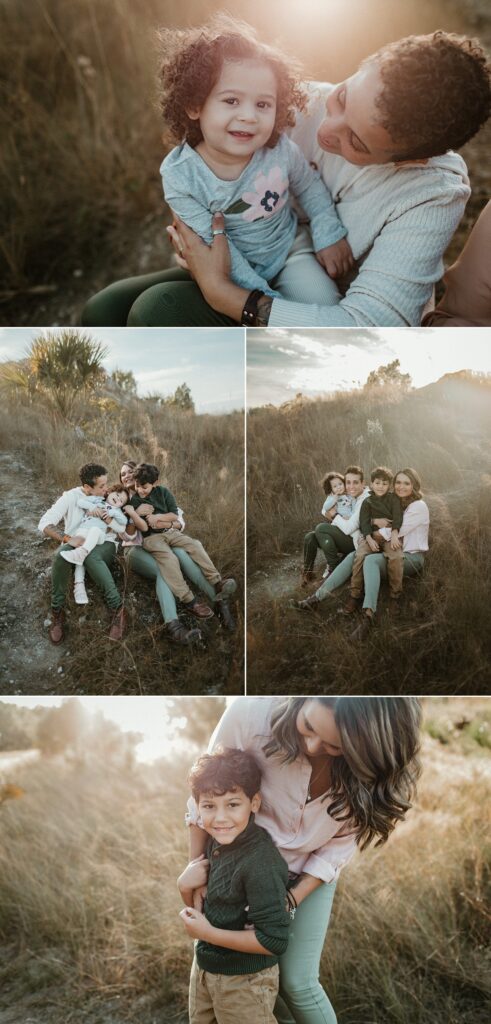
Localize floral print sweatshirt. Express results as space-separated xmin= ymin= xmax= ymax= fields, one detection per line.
xmin=160 ymin=134 xmax=346 ymax=297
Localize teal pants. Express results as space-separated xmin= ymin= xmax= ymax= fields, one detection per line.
xmin=125 ymin=545 xmax=216 ymax=623
xmin=316 ymin=550 xmax=425 ymax=612
xmin=275 ymin=883 xmax=337 ymax=1024
xmin=52 ymin=541 xmax=121 ymax=610
xmin=82 ymin=267 xmax=236 ymax=327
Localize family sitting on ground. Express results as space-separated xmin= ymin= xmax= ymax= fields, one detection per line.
xmin=294 ymin=464 xmax=430 ymax=639
xmin=38 ymin=461 xmax=237 ymax=646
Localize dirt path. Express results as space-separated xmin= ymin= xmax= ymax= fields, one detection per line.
xmin=0 ymin=452 xmax=64 ymax=690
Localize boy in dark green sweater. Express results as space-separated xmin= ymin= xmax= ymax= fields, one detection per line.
xmin=178 ymin=749 xmax=290 ymax=1022
xmin=348 ymin=465 xmax=404 ymax=609
xmin=130 ymin=462 xmax=237 ymax=627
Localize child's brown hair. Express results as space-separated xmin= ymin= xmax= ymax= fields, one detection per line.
xmin=158 ymin=13 xmax=307 ymax=149
xmin=106 ymin=483 xmax=130 ymax=501
xmin=321 ymin=471 xmax=345 ymax=496
xmin=189 ymin=747 xmax=262 ymax=802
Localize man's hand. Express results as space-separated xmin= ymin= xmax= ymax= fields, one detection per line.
xmin=179 ymin=907 xmax=214 ymax=942
xmin=167 ymin=212 xmax=231 ymax=300
xmin=316 ymin=237 xmax=354 ymax=279
xmin=178 ymin=855 xmax=210 ymax=895
xmin=325 ymin=506 xmax=337 ymax=522
xmin=367 ymin=535 xmax=380 ymax=553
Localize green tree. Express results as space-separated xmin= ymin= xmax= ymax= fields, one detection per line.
xmin=110 ymin=369 xmax=137 ymax=395
xmin=36 ymin=699 xmax=88 ymax=757
xmin=164 ymin=382 xmax=195 ymax=413
xmin=364 ymin=359 xmax=412 ymax=392
xmin=164 ymin=698 xmax=226 ymax=751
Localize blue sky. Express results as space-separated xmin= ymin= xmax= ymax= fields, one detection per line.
xmin=0 ymin=328 xmax=245 ymax=414
xmin=247 ymin=327 xmax=491 ymax=407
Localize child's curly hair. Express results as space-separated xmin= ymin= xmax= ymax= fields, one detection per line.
xmin=158 ymin=14 xmax=307 ymax=150
xmin=321 ymin=471 xmax=345 ymax=496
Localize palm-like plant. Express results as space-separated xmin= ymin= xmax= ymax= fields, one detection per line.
xmin=28 ymin=330 xmax=108 ymax=419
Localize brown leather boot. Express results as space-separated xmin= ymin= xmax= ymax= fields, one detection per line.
xmin=184 ymin=599 xmax=214 ymax=619
xmin=342 ymin=595 xmax=362 ymax=615
xmin=49 ymin=608 xmax=65 ymax=645
xmin=109 ymin=606 xmax=128 ymax=641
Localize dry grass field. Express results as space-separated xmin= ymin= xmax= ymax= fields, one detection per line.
xmin=247 ymin=373 xmax=491 ymax=694
xmin=1 ymin=0 xmax=490 ymax=325
xmin=0 ymin=347 xmax=244 ymax=695
xmin=0 ymin=697 xmax=489 ymax=1024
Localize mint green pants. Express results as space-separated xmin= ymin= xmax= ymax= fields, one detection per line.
xmin=316 ymin=550 xmax=425 ymax=612
xmin=125 ymin=545 xmax=216 ymax=623
xmin=275 ymin=883 xmax=337 ymax=1024
xmin=51 ymin=541 xmax=122 ymax=610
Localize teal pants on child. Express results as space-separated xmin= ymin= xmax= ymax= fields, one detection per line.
xmin=125 ymin=545 xmax=217 ymax=623
xmin=315 ymin=550 xmax=425 ymax=612
xmin=275 ymin=883 xmax=337 ymax=1024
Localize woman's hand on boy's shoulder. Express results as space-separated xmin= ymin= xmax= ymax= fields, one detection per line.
xmin=178 ymin=854 xmax=210 ymax=895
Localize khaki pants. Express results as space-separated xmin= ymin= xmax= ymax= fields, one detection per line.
xmin=350 ymin=538 xmax=404 ymax=599
xmin=189 ymin=958 xmax=279 ymax=1024
xmin=142 ymin=530 xmax=220 ymax=603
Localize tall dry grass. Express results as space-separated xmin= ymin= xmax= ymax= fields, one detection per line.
xmin=247 ymin=376 xmax=491 ymax=694
xmin=2 ymin=0 xmax=484 ymax=322
xmin=0 ymin=386 xmax=244 ymax=694
xmin=0 ymin=700 xmax=489 ymax=1023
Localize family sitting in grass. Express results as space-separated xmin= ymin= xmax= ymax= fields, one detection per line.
xmin=294 ymin=464 xmax=429 ymax=638
xmin=38 ymin=461 xmax=236 ymax=647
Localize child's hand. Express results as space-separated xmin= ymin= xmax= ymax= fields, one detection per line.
xmin=390 ymin=530 xmax=402 ymax=551
xmin=316 ymin=237 xmax=354 ymax=279
xmin=178 ymin=855 xmax=210 ymax=894
xmin=179 ymin=907 xmax=214 ymax=942
xmin=136 ymin=503 xmax=154 ymax=517
xmin=367 ymin=535 xmax=380 ymax=553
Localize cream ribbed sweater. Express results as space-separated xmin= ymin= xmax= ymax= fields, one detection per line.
xmin=269 ymin=83 xmax=470 ymax=327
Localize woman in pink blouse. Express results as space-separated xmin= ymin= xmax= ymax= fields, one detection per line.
xmin=186 ymin=695 xmax=422 ymax=1024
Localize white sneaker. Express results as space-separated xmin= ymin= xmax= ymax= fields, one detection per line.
xmin=61 ymin=547 xmax=87 ymax=565
xmin=322 ymin=565 xmax=331 ymax=580
xmin=74 ymin=581 xmax=88 ymax=604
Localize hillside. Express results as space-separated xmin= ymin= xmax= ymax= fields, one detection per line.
xmin=247 ymin=372 xmax=491 ymax=694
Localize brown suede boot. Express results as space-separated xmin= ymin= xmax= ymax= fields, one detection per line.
xmin=49 ymin=608 xmax=65 ymax=645
xmin=109 ymin=606 xmax=128 ymax=642
xmin=342 ymin=595 xmax=362 ymax=615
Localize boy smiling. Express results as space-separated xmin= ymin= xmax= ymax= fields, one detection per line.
xmin=178 ymin=748 xmax=290 ymax=1023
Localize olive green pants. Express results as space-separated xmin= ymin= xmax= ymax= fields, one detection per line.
xmin=82 ymin=268 xmax=237 ymax=327
xmin=51 ymin=541 xmax=121 ymax=610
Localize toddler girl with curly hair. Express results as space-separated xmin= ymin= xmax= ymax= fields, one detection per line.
xmin=159 ymin=15 xmax=353 ymax=302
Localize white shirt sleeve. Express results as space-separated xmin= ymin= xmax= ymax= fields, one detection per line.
xmin=398 ymin=501 xmax=430 ymax=540
xmin=37 ymin=493 xmax=71 ymax=534
xmin=302 ymin=828 xmax=358 ymax=884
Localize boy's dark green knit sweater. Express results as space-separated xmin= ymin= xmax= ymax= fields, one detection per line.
xmin=360 ymin=490 xmax=403 ymax=537
xmin=130 ymin=485 xmax=178 ymax=536
xmin=197 ymin=815 xmax=290 ymax=975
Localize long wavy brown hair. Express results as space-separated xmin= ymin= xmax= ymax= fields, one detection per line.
xmin=157 ymin=13 xmax=307 ymax=149
xmin=263 ymin=697 xmax=422 ymax=850
xmin=395 ymin=467 xmax=422 ymax=508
